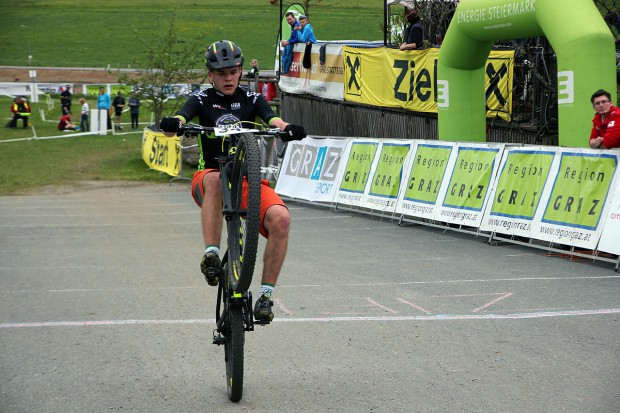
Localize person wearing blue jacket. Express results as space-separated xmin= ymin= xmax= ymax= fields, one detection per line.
xmin=97 ymin=87 xmax=112 ymax=130
xmin=298 ymin=15 xmax=317 ymax=44
xmin=280 ymin=12 xmax=300 ymax=74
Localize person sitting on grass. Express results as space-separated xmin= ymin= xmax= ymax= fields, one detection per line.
xmin=58 ymin=111 xmax=79 ymax=131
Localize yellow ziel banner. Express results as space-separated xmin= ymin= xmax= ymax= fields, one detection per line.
xmin=343 ymin=47 xmax=514 ymax=121
xmin=141 ymin=129 xmax=182 ymax=177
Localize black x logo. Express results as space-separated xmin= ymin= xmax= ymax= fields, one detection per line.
xmin=346 ymin=55 xmax=361 ymax=92
xmin=485 ymin=62 xmax=508 ymax=107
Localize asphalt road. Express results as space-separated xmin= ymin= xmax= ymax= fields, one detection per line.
xmin=1 ymin=182 xmax=618 ymax=412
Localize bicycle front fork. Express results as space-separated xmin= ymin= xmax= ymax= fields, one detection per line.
xmin=213 ymin=288 xmax=255 ymax=346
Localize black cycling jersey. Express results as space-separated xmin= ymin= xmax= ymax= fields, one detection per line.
xmin=177 ymin=87 xmax=280 ymax=170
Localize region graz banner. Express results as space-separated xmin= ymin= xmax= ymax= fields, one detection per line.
xmin=530 ymin=149 xmax=619 ymax=249
xmin=141 ymin=129 xmax=182 ymax=177
xmin=333 ymin=140 xmax=381 ymax=207
xmin=343 ymin=47 xmax=514 ymax=121
xmin=432 ymin=143 xmax=505 ymax=227
xmin=394 ymin=141 xmax=457 ymax=220
xmin=480 ymin=147 xmax=557 ymax=238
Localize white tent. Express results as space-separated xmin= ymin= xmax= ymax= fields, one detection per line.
xmin=385 ymin=0 xmax=416 ymax=8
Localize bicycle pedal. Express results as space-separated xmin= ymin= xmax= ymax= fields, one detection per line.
xmin=212 ymin=331 xmax=226 ymax=345
xmin=254 ymin=319 xmax=271 ymax=326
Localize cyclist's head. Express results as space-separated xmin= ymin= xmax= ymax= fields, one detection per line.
xmin=206 ymin=41 xmax=244 ymax=95
xmin=205 ymin=40 xmax=244 ymax=71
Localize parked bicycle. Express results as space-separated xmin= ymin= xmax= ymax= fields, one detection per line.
xmin=179 ymin=123 xmax=289 ymax=402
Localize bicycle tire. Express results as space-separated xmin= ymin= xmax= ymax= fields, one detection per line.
xmin=227 ymin=133 xmax=261 ymax=293
xmin=225 ymin=302 xmax=245 ymax=402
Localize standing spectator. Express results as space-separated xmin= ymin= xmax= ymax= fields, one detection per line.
xmin=60 ymin=85 xmax=72 ymax=114
xmin=280 ymin=12 xmax=300 ymax=74
xmin=79 ymin=98 xmax=90 ymax=132
xmin=247 ymin=59 xmax=259 ymax=77
xmin=58 ymin=111 xmax=79 ymax=131
xmin=128 ymin=91 xmax=141 ymax=130
xmin=97 ymin=86 xmax=112 ymax=130
xmin=6 ymin=96 xmax=31 ymax=128
xmin=400 ymin=9 xmax=424 ymax=50
xmin=298 ymin=15 xmax=317 ymax=44
xmin=589 ymin=89 xmax=620 ymax=149
xmin=112 ymin=91 xmax=126 ymax=130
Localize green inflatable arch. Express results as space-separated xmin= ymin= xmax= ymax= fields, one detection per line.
xmin=437 ymin=0 xmax=616 ymax=147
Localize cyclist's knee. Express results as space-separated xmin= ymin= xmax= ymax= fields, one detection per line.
xmin=264 ymin=206 xmax=290 ymax=236
xmin=202 ymin=171 xmax=220 ymax=194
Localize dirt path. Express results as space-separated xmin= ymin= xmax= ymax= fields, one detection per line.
xmin=0 ymin=66 xmax=131 ymax=87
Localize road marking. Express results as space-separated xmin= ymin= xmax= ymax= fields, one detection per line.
xmin=472 ymin=293 xmax=514 ymax=313
xmin=279 ymin=275 xmax=620 ymax=288
xmin=273 ymin=297 xmax=294 ymax=316
xmin=396 ymin=298 xmax=431 ymax=314
xmin=366 ymin=297 xmax=398 ymax=313
xmin=1 ymin=308 xmax=618 ymax=329
xmin=430 ymin=292 xmax=514 ymax=313
xmin=1 ymin=275 xmax=617 ymax=294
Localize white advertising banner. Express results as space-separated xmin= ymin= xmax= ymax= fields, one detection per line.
xmin=395 ymin=141 xmax=457 ymax=220
xmin=279 ymin=43 xmax=345 ymax=101
xmin=275 ymin=137 xmax=348 ymax=202
xmin=529 ymin=148 xmax=619 ymax=249
xmin=598 ymin=158 xmax=620 ymax=255
xmin=432 ymin=143 xmax=505 ymax=227
xmin=480 ymin=147 xmax=559 ymax=238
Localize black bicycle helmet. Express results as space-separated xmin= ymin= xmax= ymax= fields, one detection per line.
xmin=205 ymin=40 xmax=244 ymax=70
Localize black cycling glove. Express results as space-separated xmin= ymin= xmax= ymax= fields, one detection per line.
xmin=282 ymin=124 xmax=307 ymax=142
xmin=160 ymin=117 xmax=183 ymax=133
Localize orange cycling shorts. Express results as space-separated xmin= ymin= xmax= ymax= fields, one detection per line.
xmin=191 ymin=169 xmax=286 ymax=238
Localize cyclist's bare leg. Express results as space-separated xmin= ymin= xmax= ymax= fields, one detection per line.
xmin=201 ymin=171 xmax=223 ymax=248
xmin=260 ymin=205 xmax=290 ymax=285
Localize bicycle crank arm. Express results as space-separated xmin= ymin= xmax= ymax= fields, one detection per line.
xmin=212 ymin=329 xmax=226 ymax=346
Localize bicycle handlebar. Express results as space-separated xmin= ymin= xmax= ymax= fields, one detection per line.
xmin=180 ymin=123 xmax=289 ymax=138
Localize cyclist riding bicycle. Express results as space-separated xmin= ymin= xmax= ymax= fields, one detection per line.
xmin=160 ymin=40 xmax=306 ymax=322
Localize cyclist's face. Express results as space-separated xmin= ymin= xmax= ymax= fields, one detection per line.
xmin=209 ymin=66 xmax=241 ymax=95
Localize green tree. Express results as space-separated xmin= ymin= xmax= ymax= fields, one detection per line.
xmin=113 ymin=10 xmax=208 ymax=128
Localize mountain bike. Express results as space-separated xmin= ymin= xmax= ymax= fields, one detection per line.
xmin=179 ymin=123 xmax=287 ymax=402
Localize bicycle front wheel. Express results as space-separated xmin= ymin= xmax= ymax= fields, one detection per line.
xmin=225 ymin=302 xmax=245 ymax=402
xmin=227 ymin=133 xmax=261 ymax=293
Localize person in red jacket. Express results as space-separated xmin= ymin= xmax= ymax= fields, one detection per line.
xmin=589 ymin=89 xmax=620 ymax=149
xmin=58 ymin=112 xmax=79 ymax=131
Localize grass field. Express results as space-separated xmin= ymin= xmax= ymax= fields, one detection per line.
xmin=0 ymin=1 xmax=386 ymax=194
xmin=0 ymin=95 xmax=196 ymax=195
xmin=0 ymin=0 xmax=384 ymax=70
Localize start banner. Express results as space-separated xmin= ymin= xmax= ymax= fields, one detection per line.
xmin=142 ymin=129 xmax=182 ymax=177
xmin=343 ymin=47 xmax=514 ymax=121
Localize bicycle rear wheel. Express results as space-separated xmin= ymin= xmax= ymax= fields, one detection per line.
xmin=224 ymin=299 xmax=245 ymax=402
xmin=227 ymin=133 xmax=261 ymax=293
